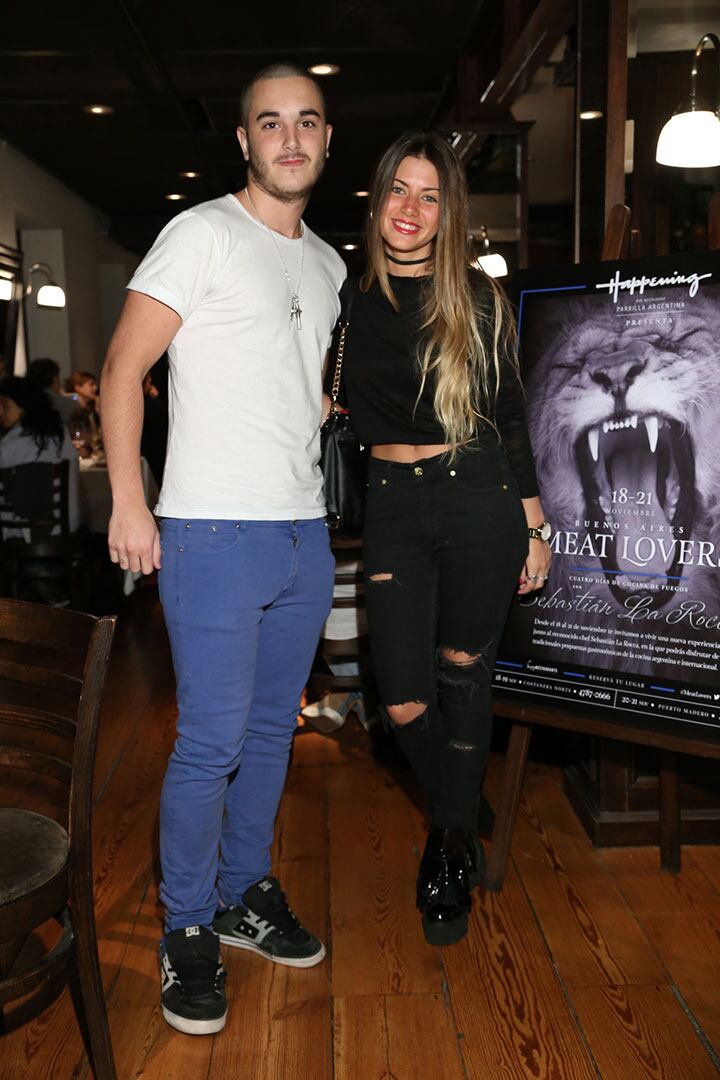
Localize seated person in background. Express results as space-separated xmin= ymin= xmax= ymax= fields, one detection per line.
xmin=0 ymin=377 xmax=82 ymax=603
xmin=27 ymin=357 xmax=77 ymax=424
xmin=141 ymin=370 xmax=168 ymax=487
xmin=0 ymin=376 xmax=80 ymax=531
xmin=66 ymin=368 xmax=102 ymax=439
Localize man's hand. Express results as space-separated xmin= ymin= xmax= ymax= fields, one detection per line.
xmin=108 ymin=502 xmax=161 ymax=574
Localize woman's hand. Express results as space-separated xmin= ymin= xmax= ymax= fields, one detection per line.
xmin=518 ymin=496 xmax=551 ymax=595
xmin=518 ymin=538 xmax=551 ymax=595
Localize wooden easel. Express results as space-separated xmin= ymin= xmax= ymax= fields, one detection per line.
xmin=484 ymin=200 xmax=720 ymax=892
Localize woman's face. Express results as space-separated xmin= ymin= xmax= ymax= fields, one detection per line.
xmin=380 ymin=155 xmax=440 ymax=262
xmin=76 ymin=377 xmax=98 ymax=404
xmin=0 ymin=396 xmax=22 ymax=429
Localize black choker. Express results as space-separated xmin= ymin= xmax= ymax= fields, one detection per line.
xmin=385 ymin=252 xmax=431 ymax=266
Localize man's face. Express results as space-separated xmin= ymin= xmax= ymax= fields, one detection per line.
xmin=237 ymin=77 xmax=331 ymax=203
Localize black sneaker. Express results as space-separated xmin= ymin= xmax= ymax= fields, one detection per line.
xmin=213 ymin=877 xmax=326 ymax=968
xmin=159 ymin=925 xmax=227 ymax=1035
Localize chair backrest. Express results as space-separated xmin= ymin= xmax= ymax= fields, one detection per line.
xmin=330 ymin=537 xmax=365 ymax=612
xmin=0 ymin=460 xmax=70 ymax=543
xmin=0 ymin=599 xmax=116 ymax=866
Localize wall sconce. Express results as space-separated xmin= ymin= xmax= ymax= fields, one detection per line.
xmin=24 ymin=262 xmax=66 ymax=308
xmin=471 ymin=225 xmax=508 ymax=279
xmin=656 ymin=33 xmax=720 ymax=168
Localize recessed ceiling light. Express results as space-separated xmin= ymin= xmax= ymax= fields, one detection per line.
xmin=83 ymin=104 xmax=114 ymax=116
xmin=308 ymin=63 xmax=340 ymax=76
xmin=342 ymin=244 xmax=359 ymax=251
xmin=580 ymin=110 xmax=603 ymax=120
xmin=166 ymin=193 xmax=186 ymax=202
xmin=179 ymin=170 xmax=202 ymax=179
xmin=353 ymin=190 xmax=369 ymax=197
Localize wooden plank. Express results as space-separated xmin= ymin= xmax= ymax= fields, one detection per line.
xmin=511 ymin=763 xmax=667 ymax=987
xmin=386 ymin=994 xmax=465 ymax=1080
xmin=333 ymin=995 xmax=390 ymax=1080
xmin=0 ymin=986 xmax=87 ymax=1079
xmin=334 ymin=994 xmax=465 ymax=1080
xmin=443 ymin=863 xmax=598 ymax=1079
xmin=107 ymin=1003 xmax=213 ymax=1079
xmin=570 ymin=984 xmax=718 ymax=1079
xmin=328 ymin=759 xmax=443 ymax=998
xmin=692 ymin=844 xmax=720 ymax=896
xmin=603 ymin=847 xmax=720 ymax=1054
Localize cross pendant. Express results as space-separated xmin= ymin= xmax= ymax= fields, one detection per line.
xmin=290 ymin=295 xmax=303 ymax=331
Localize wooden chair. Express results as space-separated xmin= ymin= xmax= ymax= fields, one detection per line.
xmin=306 ymin=538 xmax=377 ymax=710
xmin=0 ymin=599 xmax=117 ymax=1079
xmin=0 ymin=461 xmax=90 ymax=609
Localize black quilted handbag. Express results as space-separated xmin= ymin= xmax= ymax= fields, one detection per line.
xmin=320 ymin=291 xmax=368 ymax=539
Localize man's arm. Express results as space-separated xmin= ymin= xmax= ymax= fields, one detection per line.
xmin=101 ymin=290 xmax=181 ymax=574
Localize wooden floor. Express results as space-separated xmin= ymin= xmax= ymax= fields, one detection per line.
xmin=3 ymin=591 xmax=720 ymax=1079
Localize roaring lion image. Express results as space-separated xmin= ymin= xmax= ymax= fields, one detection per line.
xmin=517 ymin=286 xmax=720 ymax=676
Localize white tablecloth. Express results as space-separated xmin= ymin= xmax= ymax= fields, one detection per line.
xmin=79 ymin=459 xmax=159 ymax=594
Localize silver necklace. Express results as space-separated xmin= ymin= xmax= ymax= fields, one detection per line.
xmin=244 ymin=188 xmax=305 ymax=330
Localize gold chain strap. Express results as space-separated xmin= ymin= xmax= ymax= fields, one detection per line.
xmin=330 ymin=321 xmax=349 ymax=409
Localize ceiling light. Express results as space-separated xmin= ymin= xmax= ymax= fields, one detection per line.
xmin=0 ymin=278 xmax=13 ymax=302
xmin=353 ymin=190 xmax=369 ymax=197
xmin=166 ymin=193 xmax=186 ymax=202
xmin=179 ymin=170 xmax=202 ymax=179
xmin=580 ymin=110 xmax=603 ymax=120
xmin=24 ymin=262 xmax=66 ymax=308
xmin=342 ymin=244 xmax=359 ymax=251
xmin=308 ymin=63 xmax=340 ymax=76
xmin=83 ymin=104 xmax=114 ymax=116
xmin=656 ymin=33 xmax=720 ymax=167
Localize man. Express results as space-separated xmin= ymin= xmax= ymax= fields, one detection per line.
xmin=101 ymin=63 xmax=345 ymax=1035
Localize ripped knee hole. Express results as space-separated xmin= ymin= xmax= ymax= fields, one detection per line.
xmin=369 ymin=572 xmax=394 ymax=583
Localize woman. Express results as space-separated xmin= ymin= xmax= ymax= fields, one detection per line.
xmin=335 ymin=133 xmax=551 ymax=945
xmin=0 ymin=376 xmax=81 ymax=601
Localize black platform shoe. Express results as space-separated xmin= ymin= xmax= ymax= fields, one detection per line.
xmin=417 ymin=827 xmax=472 ymax=946
xmin=417 ymin=827 xmax=484 ymax=909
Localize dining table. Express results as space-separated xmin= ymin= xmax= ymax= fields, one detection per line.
xmin=78 ymin=457 xmax=159 ymax=594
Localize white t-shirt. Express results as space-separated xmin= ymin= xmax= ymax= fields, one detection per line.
xmin=127 ymin=194 xmax=346 ymax=520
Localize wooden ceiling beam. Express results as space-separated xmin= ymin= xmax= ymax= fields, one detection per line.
xmin=479 ymin=0 xmax=576 ymax=109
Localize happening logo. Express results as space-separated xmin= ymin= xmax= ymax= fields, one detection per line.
xmin=596 ymin=268 xmax=713 ymax=303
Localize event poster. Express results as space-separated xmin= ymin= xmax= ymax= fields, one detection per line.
xmin=493 ymin=252 xmax=720 ymax=731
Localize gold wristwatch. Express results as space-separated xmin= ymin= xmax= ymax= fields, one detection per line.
xmin=528 ymin=521 xmax=552 ymax=542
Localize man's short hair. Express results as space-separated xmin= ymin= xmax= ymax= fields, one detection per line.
xmin=239 ymin=63 xmax=326 ymax=128
xmin=27 ymin=357 xmax=60 ymax=390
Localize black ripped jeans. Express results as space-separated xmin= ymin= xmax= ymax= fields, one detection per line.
xmin=362 ymin=439 xmax=528 ymax=829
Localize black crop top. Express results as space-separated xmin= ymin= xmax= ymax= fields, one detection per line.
xmin=329 ymin=272 xmax=539 ymax=498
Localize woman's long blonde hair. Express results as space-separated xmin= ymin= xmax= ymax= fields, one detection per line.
xmin=361 ymin=132 xmax=516 ymax=451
